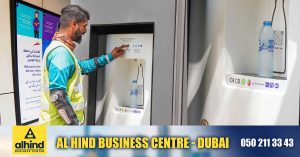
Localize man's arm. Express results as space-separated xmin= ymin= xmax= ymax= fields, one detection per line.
xmin=78 ymin=44 xmax=129 ymax=75
xmin=49 ymin=89 xmax=79 ymax=125
xmin=37 ymin=20 xmax=40 ymax=27
xmin=47 ymin=47 xmax=79 ymax=125
xmin=78 ymin=53 xmax=114 ymax=75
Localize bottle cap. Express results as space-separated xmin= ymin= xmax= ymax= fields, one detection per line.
xmin=263 ymin=21 xmax=272 ymax=26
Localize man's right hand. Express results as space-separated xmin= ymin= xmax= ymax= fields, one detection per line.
xmin=111 ymin=44 xmax=129 ymax=59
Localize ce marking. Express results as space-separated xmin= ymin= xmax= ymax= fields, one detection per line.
xmin=229 ymin=77 xmax=240 ymax=84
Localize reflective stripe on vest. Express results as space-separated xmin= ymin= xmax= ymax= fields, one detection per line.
xmin=39 ymin=40 xmax=85 ymax=125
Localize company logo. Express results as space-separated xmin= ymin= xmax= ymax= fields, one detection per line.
xmin=265 ymin=82 xmax=270 ymax=88
xmin=33 ymin=42 xmax=40 ymax=46
xmin=13 ymin=126 xmax=47 ymax=154
xmin=265 ymin=82 xmax=280 ymax=89
xmin=25 ymin=128 xmax=36 ymax=139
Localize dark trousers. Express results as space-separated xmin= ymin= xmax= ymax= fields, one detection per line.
xmin=34 ymin=31 xmax=39 ymax=38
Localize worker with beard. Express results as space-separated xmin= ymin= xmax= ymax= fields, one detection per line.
xmin=39 ymin=5 xmax=128 ymax=125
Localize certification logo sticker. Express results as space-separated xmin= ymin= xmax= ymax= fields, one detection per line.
xmin=241 ymin=79 xmax=246 ymax=86
xmin=247 ymin=79 xmax=252 ymax=86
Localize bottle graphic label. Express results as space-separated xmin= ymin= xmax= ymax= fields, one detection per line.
xmin=259 ymin=40 xmax=274 ymax=52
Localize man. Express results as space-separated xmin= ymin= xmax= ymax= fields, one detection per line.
xmin=39 ymin=5 xmax=128 ymax=125
xmin=33 ymin=10 xmax=40 ymax=38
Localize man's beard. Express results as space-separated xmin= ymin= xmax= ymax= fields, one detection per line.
xmin=73 ymin=28 xmax=83 ymax=43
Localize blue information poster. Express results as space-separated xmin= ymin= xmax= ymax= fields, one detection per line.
xmin=15 ymin=2 xmax=59 ymax=124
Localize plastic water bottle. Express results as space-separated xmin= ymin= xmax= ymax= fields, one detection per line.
xmin=258 ymin=21 xmax=275 ymax=78
xmin=130 ymin=80 xmax=138 ymax=108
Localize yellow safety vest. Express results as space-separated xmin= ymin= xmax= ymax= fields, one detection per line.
xmin=39 ymin=40 xmax=85 ymax=125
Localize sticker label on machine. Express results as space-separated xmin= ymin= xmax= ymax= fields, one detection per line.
xmin=113 ymin=106 xmax=144 ymax=115
xmin=225 ymin=74 xmax=285 ymax=92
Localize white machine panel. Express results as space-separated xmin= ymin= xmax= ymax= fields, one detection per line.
xmin=96 ymin=34 xmax=153 ymax=125
xmin=191 ymin=0 xmax=299 ymax=125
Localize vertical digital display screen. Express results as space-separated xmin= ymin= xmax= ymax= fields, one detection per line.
xmin=14 ymin=1 xmax=60 ymax=124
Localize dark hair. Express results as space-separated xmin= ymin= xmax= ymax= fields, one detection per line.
xmin=59 ymin=5 xmax=90 ymax=28
xmin=34 ymin=10 xmax=39 ymax=15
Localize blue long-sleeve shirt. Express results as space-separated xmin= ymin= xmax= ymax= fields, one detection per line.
xmin=46 ymin=46 xmax=113 ymax=91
